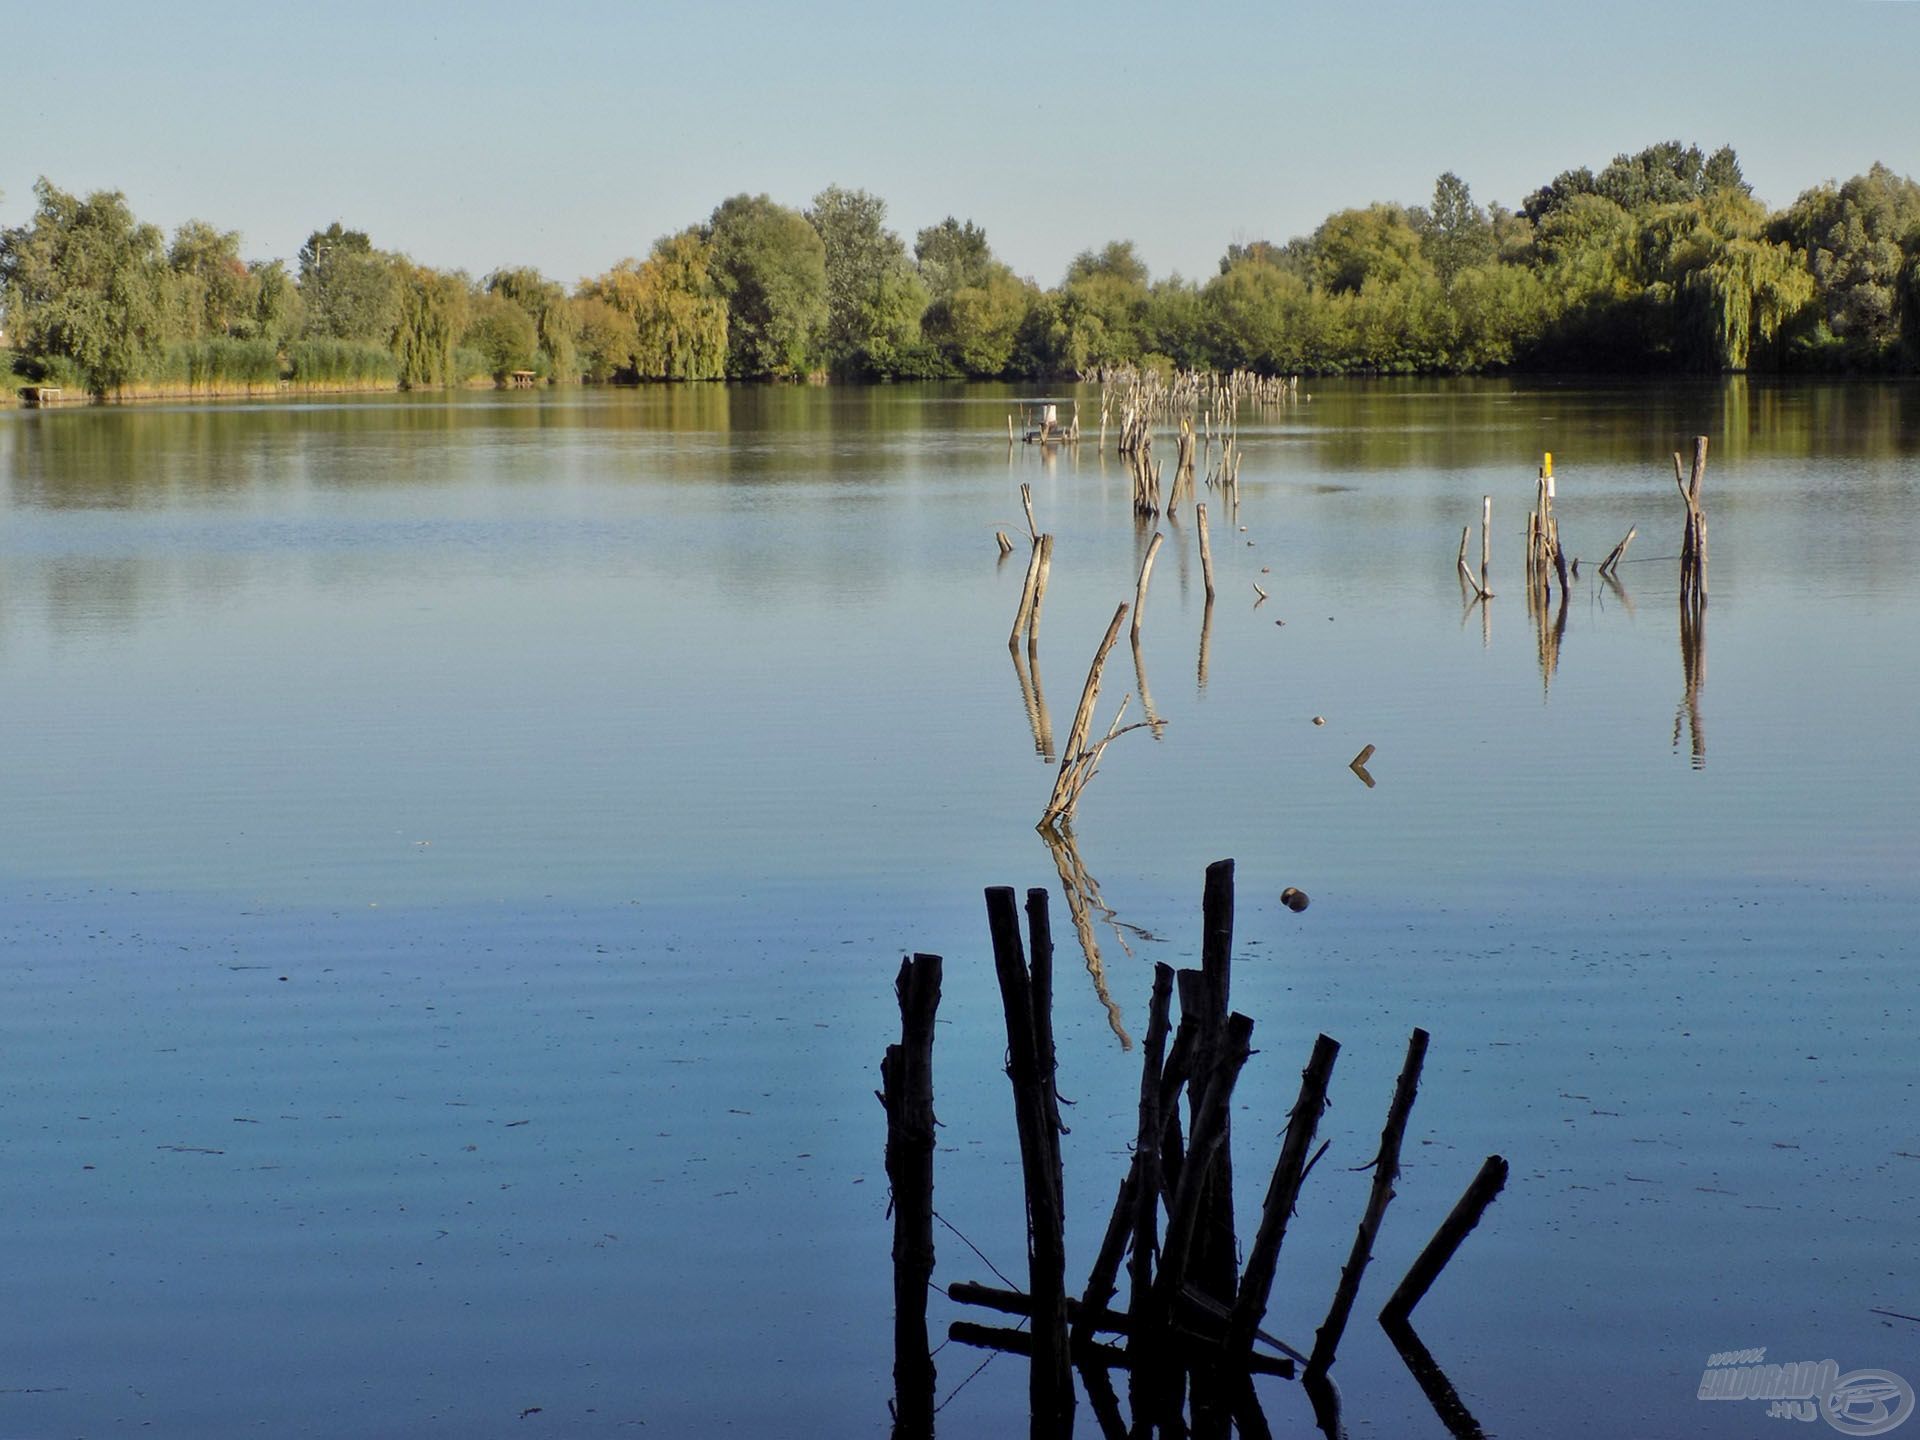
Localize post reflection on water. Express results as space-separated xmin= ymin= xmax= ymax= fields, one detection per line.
xmin=1676 ymin=590 xmax=1706 ymax=768
xmin=1038 ymin=822 xmax=1151 ymax=1051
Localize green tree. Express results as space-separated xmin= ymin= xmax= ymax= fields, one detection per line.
xmin=1417 ymin=173 xmax=1496 ymax=291
xmin=914 ymin=217 xmax=994 ymax=300
xmin=0 ymin=178 xmax=168 ymax=390
xmin=806 ymin=185 xmax=926 ymax=376
xmin=1309 ymin=205 xmax=1432 ymax=294
xmin=463 ymin=291 xmax=539 ymax=379
xmin=582 ymin=230 xmax=729 ymax=380
xmin=574 ymin=295 xmax=638 ymax=381
xmin=921 ymin=264 xmax=1034 ymax=375
xmin=705 ymin=194 xmax=827 ymax=379
xmin=165 ymin=219 xmax=251 ymax=339
xmin=486 ymin=265 xmax=580 ymax=383
xmin=1201 ymin=258 xmax=1325 ymax=372
xmin=246 ymin=259 xmax=303 ymax=345
xmin=1774 ymin=164 xmax=1920 ymax=360
xmin=1052 ymin=241 xmax=1153 ymax=369
xmin=391 ymin=261 xmax=471 ymax=388
xmin=1527 ymin=142 xmax=1748 ymax=222
xmin=298 ymin=223 xmax=398 ymax=343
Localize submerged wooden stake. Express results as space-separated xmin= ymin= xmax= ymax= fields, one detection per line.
xmin=1131 ymin=532 xmax=1165 ymax=641
xmin=1598 ymin=525 xmax=1636 ymax=577
xmin=1480 ymin=495 xmax=1491 ymax=595
xmin=1028 ymin=533 xmax=1055 ymax=640
xmin=1011 ymin=537 xmax=1044 ymax=647
xmin=1155 ymin=1013 xmax=1255 ymax=1313
xmin=1676 ymin=435 xmax=1709 ymax=606
xmin=1044 ymin=602 xmax=1128 ymax=824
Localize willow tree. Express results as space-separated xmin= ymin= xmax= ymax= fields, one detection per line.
xmin=1635 ymin=193 xmax=1812 ymax=370
xmin=165 ymin=220 xmax=251 ymax=340
xmin=573 ymin=295 xmax=638 ymax=381
xmin=0 ymin=178 xmax=168 ymax=390
xmin=581 ymin=229 xmax=728 ymax=380
xmin=392 ymin=261 xmax=471 ymax=388
xmin=487 ymin=266 xmax=580 ymax=383
xmin=464 ymin=292 xmax=539 ymax=378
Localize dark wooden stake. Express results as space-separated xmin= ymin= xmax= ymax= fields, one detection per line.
xmin=1155 ymin=1013 xmax=1255 ymax=1314
xmin=1193 ymin=860 xmax=1238 ymax=1305
xmin=1229 ymin=1033 xmax=1341 ymax=1355
xmin=1379 ymin=1155 xmax=1509 ymax=1326
xmin=1675 ymin=435 xmax=1709 ymax=606
xmin=985 ymin=886 xmax=1074 ymax=1439
xmin=1128 ymin=964 xmax=1175 ymax=1312
xmin=881 ymin=953 xmax=943 ymax=1435
xmin=1075 ymin=962 xmax=1172 ymax=1346
xmin=1305 ymin=1026 xmax=1429 ymax=1378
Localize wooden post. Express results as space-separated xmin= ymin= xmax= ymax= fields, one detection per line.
xmin=1010 ymin=532 xmax=1042 ymax=647
xmin=1043 ymin=603 xmax=1129 ymax=826
xmin=882 ymin=953 xmax=944 ymax=1432
xmin=1228 ymin=1033 xmax=1340 ymax=1355
xmin=1076 ymin=962 xmax=1173 ymax=1346
xmin=984 ymin=886 xmax=1075 ymax=1439
xmin=1154 ymin=1013 xmax=1255 ymax=1314
xmin=1379 ymin=1155 xmax=1509 ymax=1326
xmin=1131 ymin=532 xmax=1164 ymax=642
xmin=1676 ymin=435 xmax=1709 ymax=605
xmin=1129 ymin=964 xmax=1175 ymax=1310
xmin=1192 ymin=860 xmax=1238 ymax=1304
xmin=1598 ymin=525 xmax=1636 ymax=577
xmin=1304 ymin=1026 xmax=1429 ymax=1378
xmin=1480 ymin=495 xmax=1491 ymax=595
xmin=1028 ymin=533 xmax=1055 ymax=641
xmin=1196 ymin=503 xmax=1217 ymax=601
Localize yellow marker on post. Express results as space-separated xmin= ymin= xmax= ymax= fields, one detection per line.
xmin=1541 ymin=451 xmax=1553 ymax=479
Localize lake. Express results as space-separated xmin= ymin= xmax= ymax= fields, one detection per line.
xmin=2 ymin=378 xmax=1916 ymax=1438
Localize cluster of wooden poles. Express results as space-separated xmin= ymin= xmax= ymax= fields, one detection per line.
xmin=1457 ymin=440 xmax=1710 ymax=714
xmin=1096 ymin=373 xmax=1253 ymax=521
xmin=880 ymin=862 xmax=1509 ymax=1439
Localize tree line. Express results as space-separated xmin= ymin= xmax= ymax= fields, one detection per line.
xmin=3 ymin=141 xmax=1918 ymax=397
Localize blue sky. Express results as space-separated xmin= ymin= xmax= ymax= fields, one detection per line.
xmin=5 ymin=0 xmax=1916 ymax=287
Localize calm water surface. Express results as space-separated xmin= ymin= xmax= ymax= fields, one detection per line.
xmin=2 ymin=380 xmax=1916 ymax=1437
